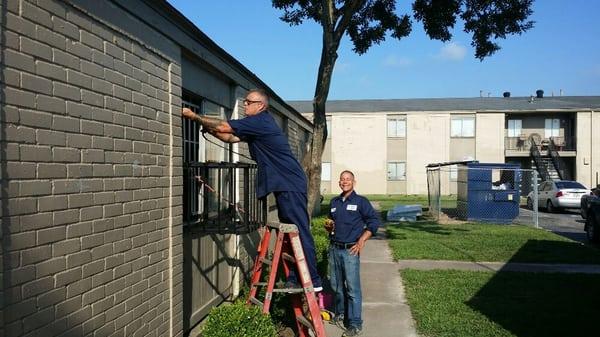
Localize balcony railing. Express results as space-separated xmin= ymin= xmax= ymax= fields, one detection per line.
xmin=183 ymin=162 xmax=266 ymax=234
xmin=505 ymin=136 xmax=576 ymax=152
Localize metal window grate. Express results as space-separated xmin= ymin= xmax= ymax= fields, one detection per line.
xmin=183 ymin=162 xmax=266 ymax=234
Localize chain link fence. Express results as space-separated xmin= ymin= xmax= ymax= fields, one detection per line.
xmin=427 ymin=165 xmax=539 ymax=227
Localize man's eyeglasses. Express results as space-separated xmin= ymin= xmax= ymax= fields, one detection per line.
xmin=243 ymin=99 xmax=262 ymax=106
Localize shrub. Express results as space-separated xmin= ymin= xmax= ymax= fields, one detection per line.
xmin=201 ymin=301 xmax=277 ymax=337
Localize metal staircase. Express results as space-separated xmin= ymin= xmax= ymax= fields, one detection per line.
xmin=548 ymin=137 xmax=570 ymax=180
xmin=529 ymin=135 xmax=551 ymax=181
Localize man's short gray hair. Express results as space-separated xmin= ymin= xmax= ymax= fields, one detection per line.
xmin=248 ymin=88 xmax=269 ymax=107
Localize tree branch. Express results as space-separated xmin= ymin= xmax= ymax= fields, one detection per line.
xmin=333 ymin=0 xmax=365 ymax=42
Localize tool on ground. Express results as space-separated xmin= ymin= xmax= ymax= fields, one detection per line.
xmin=247 ymin=222 xmax=327 ymax=337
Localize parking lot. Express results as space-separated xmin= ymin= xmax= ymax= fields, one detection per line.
xmin=518 ymin=207 xmax=588 ymax=243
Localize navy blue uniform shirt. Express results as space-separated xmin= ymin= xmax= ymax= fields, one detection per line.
xmin=329 ymin=191 xmax=380 ymax=243
xmin=229 ymin=111 xmax=307 ymax=198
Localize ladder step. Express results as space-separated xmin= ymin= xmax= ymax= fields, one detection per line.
xmin=260 ymin=257 xmax=272 ymax=265
xmin=282 ymin=253 xmax=296 ymax=263
xmin=296 ymin=316 xmax=314 ymax=330
xmin=273 ymin=288 xmax=304 ymax=294
xmin=252 ymin=282 xmax=267 ymax=287
xmin=248 ymin=296 xmax=263 ymax=307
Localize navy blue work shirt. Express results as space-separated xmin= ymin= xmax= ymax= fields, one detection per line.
xmin=329 ymin=190 xmax=380 ymax=243
xmin=229 ymin=111 xmax=307 ymax=198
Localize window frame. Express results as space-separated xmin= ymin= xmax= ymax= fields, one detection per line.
xmin=451 ymin=116 xmax=476 ymax=138
xmin=387 ymin=117 xmax=407 ymax=138
xmin=387 ymin=161 xmax=406 ymax=181
xmin=507 ymin=119 xmax=522 ymax=138
xmin=544 ymin=118 xmax=560 ymax=138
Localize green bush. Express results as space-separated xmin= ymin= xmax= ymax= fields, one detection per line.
xmin=201 ymin=301 xmax=277 ymax=337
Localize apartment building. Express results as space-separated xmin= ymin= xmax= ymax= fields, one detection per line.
xmin=290 ymin=96 xmax=600 ymax=195
xmin=1 ymin=1 xmax=311 ymax=336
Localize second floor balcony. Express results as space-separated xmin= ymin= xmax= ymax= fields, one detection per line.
xmin=505 ymin=135 xmax=577 ymax=157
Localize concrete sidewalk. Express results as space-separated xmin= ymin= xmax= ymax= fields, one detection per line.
xmin=324 ymin=229 xmax=418 ymax=337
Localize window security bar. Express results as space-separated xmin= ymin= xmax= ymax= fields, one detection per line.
xmin=183 ymin=162 xmax=266 ymax=234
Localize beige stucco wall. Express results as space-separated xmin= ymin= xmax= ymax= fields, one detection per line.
xmin=407 ymin=113 xmax=450 ymax=194
xmin=449 ymin=138 xmax=476 ymax=161
xmin=331 ymin=114 xmax=387 ymax=194
xmin=475 ymin=113 xmax=505 ymax=163
xmin=576 ymin=111 xmax=600 ymax=187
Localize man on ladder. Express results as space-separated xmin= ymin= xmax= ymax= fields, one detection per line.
xmin=182 ymin=89 xmax=323 ymax=292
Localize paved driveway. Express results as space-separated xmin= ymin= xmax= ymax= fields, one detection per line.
xmin=518 ymin=207 xmax=587 ymax=243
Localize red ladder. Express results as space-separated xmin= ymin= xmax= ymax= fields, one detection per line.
xmin=247 ymin=222 xmax=326 ymax=337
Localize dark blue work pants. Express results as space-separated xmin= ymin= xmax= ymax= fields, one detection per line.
xmin=274 ymin=191 xmax=322 ymax=288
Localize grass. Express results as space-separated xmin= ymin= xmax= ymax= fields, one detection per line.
xmin=401 ymin=269 xmax=600 ymax=337
xmin=386 ymin=221 xmax=600 ymax=264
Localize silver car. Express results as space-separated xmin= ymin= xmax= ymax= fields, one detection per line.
xmin=527 ymin=180 xmax=589 ymax=212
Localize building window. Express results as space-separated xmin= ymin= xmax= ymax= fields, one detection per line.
xmin=182 ymin=94 xmax=232 ymax=224
xmin=451 ymin=116 xmax=475 ymax=138
xmin=321 ymin=162 xmax=331 ymax=181
xmin=387 ymin=162 xmax=406 ymax=180
xmin=545 ymin=118 xmax=560 ymax=138
xmin=507 ymin=119 xmax=522 ymax=137
xmin=326 ymin=119 xmax=332 ymax=139
xmin=387 ymin=118 xmax=406 ymax=138
xmin=450 ymin=165 xmax=458 ymax=181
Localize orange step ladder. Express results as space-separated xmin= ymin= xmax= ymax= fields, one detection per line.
xmin=247 ymin=222 xmax=326 ymax=337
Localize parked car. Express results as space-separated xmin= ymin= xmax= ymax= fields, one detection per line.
xmin=580 ymin=187 xmax=600 ymax=219
xmin=585 ymin=196 xmax=600 ymax=242
xmin=527 ymin=180 xmax=589 ymax=212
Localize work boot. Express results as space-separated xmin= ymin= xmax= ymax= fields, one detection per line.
xmin=341 ymin=326 xmax=362 ymax=337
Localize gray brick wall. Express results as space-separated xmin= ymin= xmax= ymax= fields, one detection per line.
xmin=1 ymin=1 xmax=182 ymax=336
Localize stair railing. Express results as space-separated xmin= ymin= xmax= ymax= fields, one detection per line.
xmin=548 ymin=137 xmax=569 ymax=180
xmin=529 ymin=135 xmax=550 ymax=181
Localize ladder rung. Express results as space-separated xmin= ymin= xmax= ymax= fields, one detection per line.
xmin=260 ymin=257 xmax=272 ymax=265
xmin=273 ymin=288 xmax=304 ymax=294
xmin=282 ymin=253 xmax=296 ymax=263
xmin=253 ymin=282 xmax=267 ymax=287
xmin=248 ymin=296 xmax=263 ymax=307
xmin=296 ymin=316 xmax=314 ymax=330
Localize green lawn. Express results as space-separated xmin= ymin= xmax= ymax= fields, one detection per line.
xmin=401 ymin=269 xmax=600 ymax=337
xmin=387 ymin=221 xmax=600 ymax=264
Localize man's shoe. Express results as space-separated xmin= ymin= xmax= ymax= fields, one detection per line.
xmin=330 ymin=313 xmax=345 ymax=328
xmin=313 ymin=286 xmax=323 ymax=292
xmin=341 ymin=327 xmax=362 ymax=337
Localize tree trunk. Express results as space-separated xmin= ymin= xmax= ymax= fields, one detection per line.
xmin=304 ymin=39 xmax=338 ymax=216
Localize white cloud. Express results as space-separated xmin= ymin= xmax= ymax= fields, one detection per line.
xmin=437 ymin=42 xmax=467 ymax=61
xmin=382 ymin=55 xmax=412 ymax=68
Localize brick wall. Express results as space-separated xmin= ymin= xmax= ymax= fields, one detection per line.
xmin=1 ymin=1 xmax=183 ymax=336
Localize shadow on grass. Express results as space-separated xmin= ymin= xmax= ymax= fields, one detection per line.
xmin=467 ymin=239 xmax=600 ymax=337
xmin=386 ymin=221 xmax=471 ymax=237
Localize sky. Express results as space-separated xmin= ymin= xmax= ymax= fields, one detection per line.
xmin=166 ymin=0 xmax=600 ymax=100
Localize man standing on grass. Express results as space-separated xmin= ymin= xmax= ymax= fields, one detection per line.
xmin=181 ymin=89 xmax=322 ymax=292
xmin=325 ymin=170 xmax=380 ymax=337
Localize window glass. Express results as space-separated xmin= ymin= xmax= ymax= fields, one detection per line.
xmin=387 ymin=118 xmax=406 ymax=137
xmin=387 ymin=162 xmax=406 ymax=180
xmin=321 ymin=162 xmax=331 ymax=181
xmin=508 ymin=119 xmax=522 ymax=137
xmin=545 ymin=118 xmax=560 ymax=138
xmin=451 ymin=117 xmax=475 ymax=137
xmin=326 ymin=119 xmax=332 ymax=139
xmin=555 ymin=181 xmax=586 ymax=189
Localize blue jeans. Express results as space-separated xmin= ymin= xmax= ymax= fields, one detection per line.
xmin=329 ymin=246 xmax=362 ymax=329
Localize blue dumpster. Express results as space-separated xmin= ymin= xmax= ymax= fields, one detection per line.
xmin=457 ymin=162 xmax=521 ymax=223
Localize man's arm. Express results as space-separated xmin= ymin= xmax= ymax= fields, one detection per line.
xmin=349 ymin=197 xmax=381 ymax=256
xmin=182 ymin=108 xmax=234 ymax=134
xmin=207 ymin=130 xmax=241 ymax=144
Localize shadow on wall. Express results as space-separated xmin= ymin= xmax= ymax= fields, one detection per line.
xmin=466 ymin=240 xmax=600 ymax=337
xmin=2 ymin=1 xmax=11 ymax=335
xmin=182 ymin=229 xmax=260 ymax=332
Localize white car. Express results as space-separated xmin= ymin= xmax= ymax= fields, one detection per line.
xmin=527 ymin=180 xmax=589 ymax=212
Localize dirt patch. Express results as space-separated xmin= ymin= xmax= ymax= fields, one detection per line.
xmin=436 ymin=212 xmax=468 ymax=225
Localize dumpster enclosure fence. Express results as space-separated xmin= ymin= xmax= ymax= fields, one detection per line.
xmin=427 ymin=165 xmax=539 ymax=227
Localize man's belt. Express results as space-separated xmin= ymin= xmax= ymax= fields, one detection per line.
xmin=330 ymin=241 xmax=357 ymax=249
